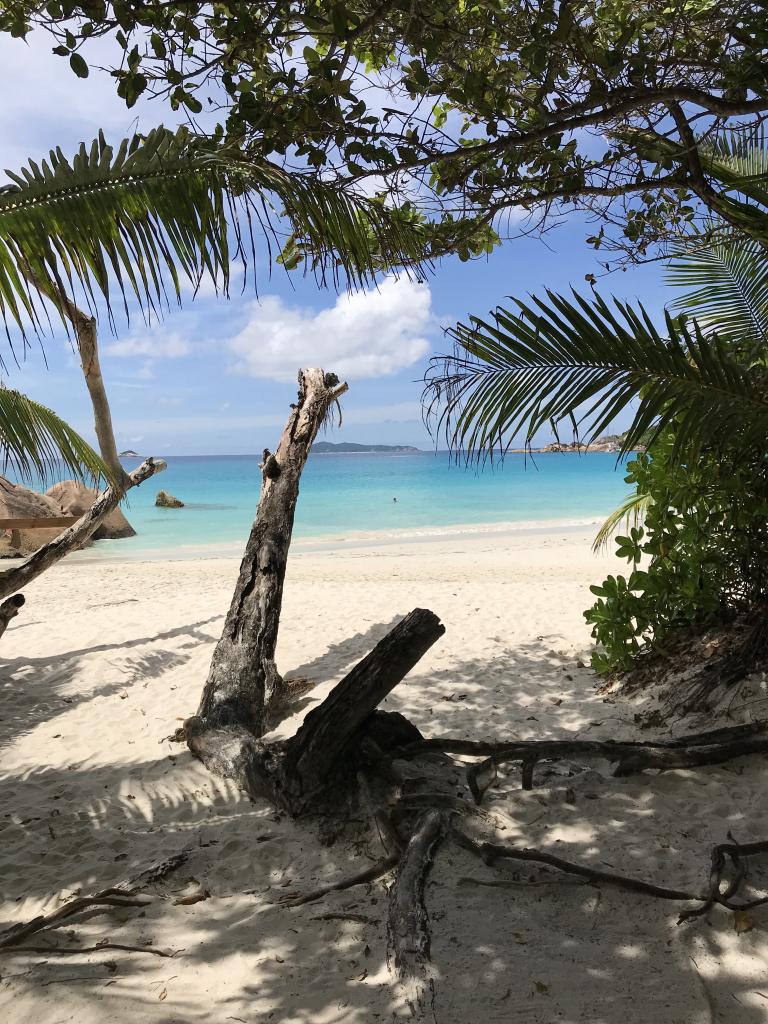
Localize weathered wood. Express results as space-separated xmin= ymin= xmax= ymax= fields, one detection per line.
xmin=0 ymin=593 xmax=24 ymax=639
xmin=0 ymin=458 xmax=165 ymax=601
xmin=397 ymin=722 xmax=768 ymax=795
xmin=388 ymin=809 xmax=447 ymax=1022
xmin=186 ymin=607 xmax=444 ymax=814
xmin=286 ymin=608 xmax=445 ymax=793
xmin=0 ymin=517 xmax=80 ymax=530
xmin=197 ymin=368 xmax=348 ymax=735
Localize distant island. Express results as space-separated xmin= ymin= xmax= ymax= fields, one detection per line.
xmin=312 ymin=442 xmax=421 ymax=454
xmin=119 ymin=449 xmax=140 ymax=457
xmin=511 ymin=434 xmax=643 ymax=455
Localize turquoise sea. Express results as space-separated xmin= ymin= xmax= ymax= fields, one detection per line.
xmin=70 ymin=450 xmax=635 ymax=560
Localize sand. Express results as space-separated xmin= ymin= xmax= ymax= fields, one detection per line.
xmin=2 ymin=525 xmax=768 ymax=1023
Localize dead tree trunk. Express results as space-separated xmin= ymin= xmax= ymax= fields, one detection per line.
xmin=0 ymin=458 xmax=165 ymax=601
xmin=197 ymin=368 xmax=348 ymax=735
xmin=0 ymin=594 xmax=24 ymax=639
xmin=186 ymin=607 xmax=445 ymax=814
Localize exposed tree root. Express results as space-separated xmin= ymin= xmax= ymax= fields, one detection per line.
xmin=280 ymin=855 xmax=399 ymax=907
xmin=453 ymin=828 xmax=768 ymax=924
xmin=678 ymin=837 xmax=768 ymax=923
xmin=396 ymin=722 xmax=768 ymax=797
xmin=0 ymin=943 xmax=179 ymax=958
xmin=387 ymin=810 xmax=448 ymax=1022
xmin=0 ymin=891 xmax=153 ymax=950
xmin=0 ymin=850 xmax=189 ymax=952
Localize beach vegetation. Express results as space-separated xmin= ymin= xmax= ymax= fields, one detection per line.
xmin=5 ymin=3 xmax=768 ymax=265
xmin=585 ymin=432 xmax=768 ymax=674
xmin=426 ymin=130 xmax=768 ymax=695
xmin=0 ymin=384 xmax=109 ymax=484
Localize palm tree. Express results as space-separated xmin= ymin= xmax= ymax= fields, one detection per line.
xmin=0 ymin=385 xmax=107 ymax=484
xmin=0 ymin=125 xmax=427 ymax=601
xmin=424 ymin=282 xmax=768 ymax=465
xmin=425 ymin=130 xmax=768 ymax=469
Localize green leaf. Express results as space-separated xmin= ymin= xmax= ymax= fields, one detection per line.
xmin=69 ymin=52 xmax=89 ymax=78
xmin=0 ymin=385 xmax=110 ymax=485
xmin=425 ymin=287 xmax=768 ymax=468
xmin=0 ymin=126 xmax=429 ymax=342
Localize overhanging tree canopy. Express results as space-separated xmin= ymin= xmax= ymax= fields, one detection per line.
xmin=0 ymin=123 xmax=429 ymax=346
xmin=4 ymin=2 xmax=768 ymax=262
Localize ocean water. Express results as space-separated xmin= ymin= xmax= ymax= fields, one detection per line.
xmin=65 ymin=450 xmax=635 ymax=560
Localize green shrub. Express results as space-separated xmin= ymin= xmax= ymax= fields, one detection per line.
xmin=584 ymin=432 xmax=768 ymax=674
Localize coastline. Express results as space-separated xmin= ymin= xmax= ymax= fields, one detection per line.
xmin=0 ymin=514 xmax=608 ymax=564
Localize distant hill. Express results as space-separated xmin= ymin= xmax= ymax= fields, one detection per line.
xmin=119 ymin=449 xmax=140 ymax=457
xmin=312 ymin=441 xmax=420 ymax=454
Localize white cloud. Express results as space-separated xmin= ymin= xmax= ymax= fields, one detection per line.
xmin=227 ymin=275 xmax=433 ymax=382
xmin=104 ymin=330 xmax=192 ymax=359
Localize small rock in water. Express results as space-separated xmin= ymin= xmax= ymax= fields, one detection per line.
xmin=155 ymin=490 xmax=184 ymax=508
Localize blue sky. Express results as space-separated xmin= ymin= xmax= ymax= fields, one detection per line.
xmin=0 ymin=31 xmax=668 ymax=456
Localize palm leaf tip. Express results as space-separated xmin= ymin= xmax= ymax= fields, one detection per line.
xmin=0 ymin=386 xmax=110 ymax=486
xmin=592 ymin=491 xmax=653 ymax=553
xmin=0 ymin=126 xmax=430 ymax=342
xmin=425 ymin=287 xmax=768 ymax=467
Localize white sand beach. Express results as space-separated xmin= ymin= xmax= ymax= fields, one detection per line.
xmin=2 ymin=526 xmax=768 ymax=1023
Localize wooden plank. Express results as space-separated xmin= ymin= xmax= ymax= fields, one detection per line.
xmin=0 ymin=517 xmax=80 ymax=530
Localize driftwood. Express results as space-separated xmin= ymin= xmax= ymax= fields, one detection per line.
xmin=186 ymin=607 xmax=444 ymax=814
xmin=453 ymin=829 xmax=768 ymax=925
xmin=281 ymin=855 xmax=399 ymax=907
xmin=175 ymin=369 xmax=768 ymax=1017
xmin=198 ymin=368 xmax=348 ymax=735
xmin=0 ymin=850 xmax=190 ymax=955
xmin=0 ymin=593 xmax=24 ymax=638
xmin=388 ymin=810 xmax=448 ymax=1022
xmin=0 ymin=458 xmax=165 ymax=602
xmin=0 ymin=890 xmax=153 ymax=950
xmin=394 ymin=722 xmax=768 ymax=797
xmin=0 ymin=942 xmax=178 ymax=958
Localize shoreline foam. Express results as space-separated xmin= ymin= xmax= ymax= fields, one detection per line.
xmin=3 ymin=514 xmax=606 ymax=565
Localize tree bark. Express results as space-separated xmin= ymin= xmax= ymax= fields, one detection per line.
xmin=0 ymin=277 xmax=169 ymax=609
xmin=0 ymin=594 xmax=24 ymax=638
xmin=186 ymin=607 xmax=445 ymax=814
xmin=28 ymin=276 xmax=129 ymax=488
xmin=197 ymin=368 xmax=348 ymax=735
xmin=285 ymin=608 xmax=446 ymax=791
xmin=388 ymin=809 xmax=447 ymax=1022
xmin=0 ymin=458 xmax=165 ymax=601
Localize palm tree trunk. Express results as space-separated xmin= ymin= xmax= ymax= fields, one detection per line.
xmin=29 ymin=275 xmax=129 ymax=488
xmin=0 ymin=276 xmax=161 ymax=607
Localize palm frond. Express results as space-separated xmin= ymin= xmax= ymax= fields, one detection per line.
xmin=665 ymin=234 xmax=768 ymax=353
xmin=0 ymin=126 xmax=428 ymax=348
xmin=592 ymin=490 xmax=653 ymax=553
xmin=618 ymin=127 xmax=768 ymax=244
xmin=424 ymin=288 xmax=768 ymax=465
xmin=704 ymin=127 xmax=768 ymax=194
xmin=0 ymin=385 xmax=110 ymax=485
